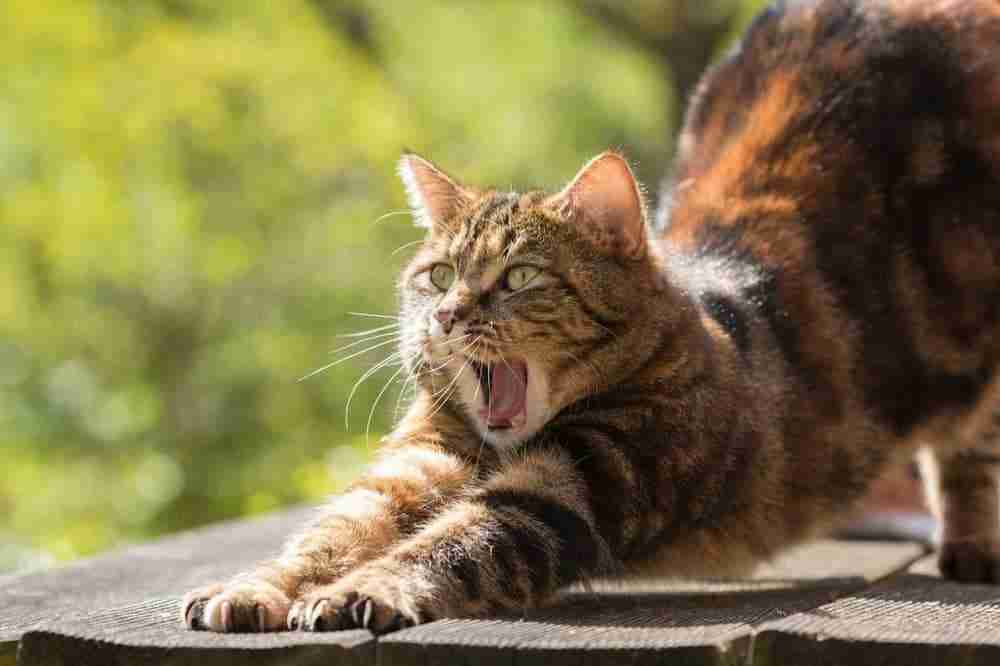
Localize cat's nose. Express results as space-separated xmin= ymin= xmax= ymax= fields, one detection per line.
xmin=435 ymin=307 xmax=456 ymax=334
xmin=434 ymin=303 xmax=471 ymax=334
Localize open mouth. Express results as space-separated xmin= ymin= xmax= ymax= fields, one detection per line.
xmin=470 ymin=358 xmax=528 ymax=430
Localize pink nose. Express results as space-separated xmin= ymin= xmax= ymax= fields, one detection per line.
xmin=435 ymin=308 xmax=455 ymax=333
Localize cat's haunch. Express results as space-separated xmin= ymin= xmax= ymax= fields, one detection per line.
xmin=184 ymin=0 xmax=1000 ymax=634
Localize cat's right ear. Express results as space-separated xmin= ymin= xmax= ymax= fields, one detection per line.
xmin=397 ymin=153 xmax=475 ymax=231
xmin=545 ymin=151 xmax=648 ymax=260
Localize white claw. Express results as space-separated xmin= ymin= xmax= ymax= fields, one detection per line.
xmin=203 ymin=597 xmax=228 ymax=632
xmin=362 ymin=599 xmax=374 ymax=628
xmin=310 ymin=600 xmax=329 ymax=629
xmin=287 ymin=602 xmax=303 ymax=630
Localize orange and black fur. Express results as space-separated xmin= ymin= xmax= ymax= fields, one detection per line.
xmin=184 ymin=0 xmax=1000 ymax=634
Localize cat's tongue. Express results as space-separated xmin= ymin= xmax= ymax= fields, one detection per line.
xmin=483 ymin=361 xmax=527 ymax=428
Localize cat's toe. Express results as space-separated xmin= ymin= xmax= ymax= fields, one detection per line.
xmin=291 ymin=591 xmax=355 ymax=632
xmin=181 ymin=581 xmax=290 ymax=632
xmin=347 ymin=594 xmax=418 ymax=634
xmin=182 ymin=584 xmax=225 ymax=630
xmin=939 ymin=540 xmax=1000 ymax=584
xmin=294 ymin=583 xmax=424 ymax=634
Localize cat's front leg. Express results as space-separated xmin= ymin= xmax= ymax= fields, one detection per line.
xmin=183 ymin=438 xmax=476 ymax=632
xmin=290 ymin=446 xmax=616 ymax=633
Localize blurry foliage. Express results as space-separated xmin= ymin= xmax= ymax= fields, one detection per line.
xmin=0 ymin=0 xmax=763 ymax=572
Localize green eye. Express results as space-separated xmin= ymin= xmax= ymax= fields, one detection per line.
xmin=430 ymin=263 xmax=455 ymax=291
xmin=505 ymin=265 xmax=541 ymax=291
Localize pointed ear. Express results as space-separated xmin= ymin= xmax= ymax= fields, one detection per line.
xmin=545 ymin=152 xmax=647 ymax=259
xmin=397 ymin=153 xmax=475 ymax=230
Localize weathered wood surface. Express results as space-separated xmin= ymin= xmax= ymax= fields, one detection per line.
xmin=4 ymin=506 xmax=997 ymax=665
xmin=1 ymin=508 xmax=316 ymax=658
xmin=755 ymin=556 xmax=1000 ymax=665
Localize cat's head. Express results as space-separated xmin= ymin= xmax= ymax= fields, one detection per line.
xmin=396 ymin=151 xmax=664 ymax=448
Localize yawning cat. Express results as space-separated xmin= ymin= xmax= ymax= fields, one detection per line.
xmin=184 ymin=0 xmax=1000 ymax=634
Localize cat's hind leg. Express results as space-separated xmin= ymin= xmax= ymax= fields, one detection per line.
xmin=919 ymin=409 xmax=1000 ymax=583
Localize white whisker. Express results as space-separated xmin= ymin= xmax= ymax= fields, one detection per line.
xmin=298 ymin=337 xmax=400 ymax=382
xmin=470 ymin=341 xmax=483 ymax=404
xmin=394 ymin=366 xmax=417 ymax=420
xmin=451 ymin=334 xmax=482 ymax=360
xmin=371 ymin=209 xmax=412 ymax=225
xmin=344 ymin=351 xmax=403 ymax=428
xmin=428 ymin=361 xmax=461 ymax=402
xmin=347 ymin=312 xmax=400 ymax=321
xmin=328 ymin=331 xmax=400 ymax=356
xmin=366 ymin=363 xmax=407 ymax=447
xmin=336 ymin=323 xmax=399 ymax=338
xmin=390 ymin=239 xmax=427 ymax=256
xmin=426 ymin=368 xmax=465 ymax=421
xmin=425 ymin=335 xmax=479 ymax=420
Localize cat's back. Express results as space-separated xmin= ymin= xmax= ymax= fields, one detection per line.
xmin=659 ymin=0 xmax=1000 ymax=437
xmin=662 ymin=0 xmax=1000 ymax=217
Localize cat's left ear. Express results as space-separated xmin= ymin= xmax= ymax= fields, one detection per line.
xmin=546 ymin=151 xmax=647 ymax=259
xmin=398 ymin=153 xmax=476 ymax=231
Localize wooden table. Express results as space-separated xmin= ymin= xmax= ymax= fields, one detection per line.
xmin=3 ymin=506 xmax=999 ymax=665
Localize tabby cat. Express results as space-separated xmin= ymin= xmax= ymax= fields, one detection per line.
xmin=184 ymin=0 xmax=1000 ymax=634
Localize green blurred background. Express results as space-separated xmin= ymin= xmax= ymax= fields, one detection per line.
xmin=1 ymin=0 xmax=765 ymax=573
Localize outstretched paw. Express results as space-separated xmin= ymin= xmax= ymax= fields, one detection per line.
xmin=939 ymin=539 xmax=1000 ymax=584
xmin=182 ymin=580 xmax=291 ymax=632
xmin=288 ymin=577 xmax=427 ymax=635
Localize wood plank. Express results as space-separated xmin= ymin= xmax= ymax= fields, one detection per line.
xmin=2 ymin=501 xmax=924 ymax=665
xmin=18 ymin=599 xmax=373 ymax=666
xmin=0 ymin=507 xmax=318 ymax=650
xmin=378 ymin=540 xmax=924 ymax=666
xmin=7 ymin=506 xmax=378 ymax=665
xmin=378 ymin=583 xmax=811 ymax=666
xmin=754 ymin=553 xmax=1000 ymax=665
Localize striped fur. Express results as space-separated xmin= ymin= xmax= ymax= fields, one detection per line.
xmin=184 ymin=0 xmax=1000 ymax=634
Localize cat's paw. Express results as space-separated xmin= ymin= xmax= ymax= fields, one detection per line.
xmin=182 ymin=580 xmax=291 ymax=632
xmin=288 ymin=575 xmax=428 ymax=634
xmin=939 ymin=539 xmax=1000 ymax=583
